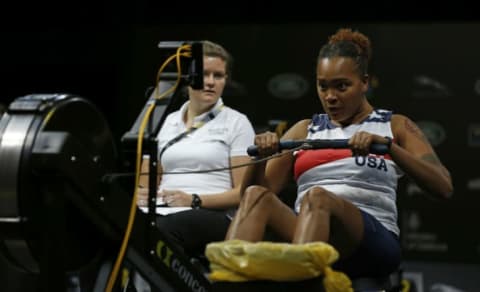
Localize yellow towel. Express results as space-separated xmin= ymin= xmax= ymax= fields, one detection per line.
xmin=205 ymin=239 xmax=352 ymax=292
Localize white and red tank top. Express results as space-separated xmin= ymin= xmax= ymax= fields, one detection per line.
xmin=294 ymin=109 xmax=403 ymax=235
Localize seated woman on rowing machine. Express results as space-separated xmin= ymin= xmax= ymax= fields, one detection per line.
xmin=224 ymin=27 xmax=453 ymax=279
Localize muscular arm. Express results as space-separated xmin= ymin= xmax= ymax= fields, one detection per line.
xmin=241 ymin=119 xmax=310 ymax=195
xmin=390 ymin=114 xmax=453 ymax=199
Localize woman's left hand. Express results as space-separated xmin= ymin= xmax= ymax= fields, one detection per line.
xmin=349 ymin=131 xmax=390 ymax=156
xmin=159 ymin=189 xmax=193 ymax=207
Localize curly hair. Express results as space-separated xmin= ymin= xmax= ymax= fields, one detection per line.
xmin=318 ymin=28 xmax=372 ymax=76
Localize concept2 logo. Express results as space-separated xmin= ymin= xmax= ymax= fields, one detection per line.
xmin=156 ymin=240 xmax=207 ymax=292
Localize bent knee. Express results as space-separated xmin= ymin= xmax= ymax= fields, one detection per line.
xmin=241 ymin=185 xmax=275 ymax=208
xmin=301 ymin=187 xmax=337 ymax=210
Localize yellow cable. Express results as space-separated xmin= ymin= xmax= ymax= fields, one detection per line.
xmin=105 ymin=44 xmax=192 ymax=292
xmin=153 ymin=46 xmax=191 ymax=100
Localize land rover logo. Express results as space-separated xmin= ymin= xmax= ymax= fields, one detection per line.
xmin=416 ymin=120 xmax=446 ymax=146
xmin=468 ymin=124 xmax=480 ymax=147
xmin=267 ymin=73 xmax=308 ymax=100
xmin=474 ymin=78 xmax=480 ymax=95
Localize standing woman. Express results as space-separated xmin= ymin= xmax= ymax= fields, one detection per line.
xmin=138 ymin=40 xmax=255 ymax=258
xmin=225 ymin=28 xmax=453 ymax=278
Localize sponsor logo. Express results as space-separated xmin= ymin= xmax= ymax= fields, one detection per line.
xmin=156 ymin=240 xmax=207 ymax=292
xmin=416 ymin=120 xmax=446 ymax=147
xmin=467 ymin=177 xmax=480 ymax=191
xmin=474 ymin=78 xmax=480 ymax=95
xmin=172 ymin=258 xmax=207 ymax=292
xmin=267 ymin=73 xmax=309 ymax=100
xmin=156 ymin=240 xmax=174 ymax=267
xmin=208 ymin=127 xmax=228 ymax=135
xmin=406 ymin=182 xmax=426 ymax=196
xmin=412 ymin=75 xmax=451 ymax=99
xmin=401 ymin=210 xmax=448 ymax=253
xmin=468 ymin=124 xmax=480 ymax=147
xmin=407 ymin=211 xmax=421 ymax=231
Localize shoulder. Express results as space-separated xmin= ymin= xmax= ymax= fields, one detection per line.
xmin=293 ymin=119 xmax=312 ymax=128
xmin=166 ymin=108 xmax=182 ymax=118
xmin=282 ymin=119 xmax=311 ymax=140
xmin=221 ymin=106 xmax=253 ymax=124
xmin=363 ymin=109 xmax=393 ymax=123
xmin=216 ymin=106 xmax=254 ymax=137
xmin=391 ymin=113 xmax=420 ymax=139
xmin=161 ymin=109 xmax=181 ymax=125
xmin=391 ymin=113 xmax=413 ymax=127
xmin=222 ymin=106 xmax=248 ymax=117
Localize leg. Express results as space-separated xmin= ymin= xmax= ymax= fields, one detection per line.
xmin=293 ymin=187 xmax=364 ymax=258
xmin=226 ymin=185 xmax=297 ymax=241
xmin=156 ymin=209 xmax=231 ymax=257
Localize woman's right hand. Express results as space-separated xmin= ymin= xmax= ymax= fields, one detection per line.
xmin=254 ymin=131 xmax=280 ymax=157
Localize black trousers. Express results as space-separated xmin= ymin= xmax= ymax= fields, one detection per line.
xmin=155 ymin=208 xmax=232 ymax=258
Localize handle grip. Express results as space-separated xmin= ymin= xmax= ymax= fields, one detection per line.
xmin=246 ymin=139 xmax=389 ymax=156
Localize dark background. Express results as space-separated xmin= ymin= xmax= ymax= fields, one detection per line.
xmin=1 ymin=2 xmax=479 ymax=290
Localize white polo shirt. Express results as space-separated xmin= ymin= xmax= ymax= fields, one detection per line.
xmin=156 ymin=98 xmax=255 ymax=201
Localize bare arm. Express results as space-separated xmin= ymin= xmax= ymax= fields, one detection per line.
xmin=241 ymin=119 xmax=310 ymax=195
xmin=137 ymin=157 xmax=162 ymax=206
xmin=390 ymin=114 xmax=453 ymax=199
xmin=198 ymin=155 xmax=251 ymax=208
xmin=139 ymin=157 xmax=162 ymax=188
xmin=152 ymin=155 xmax=253 ymax=208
